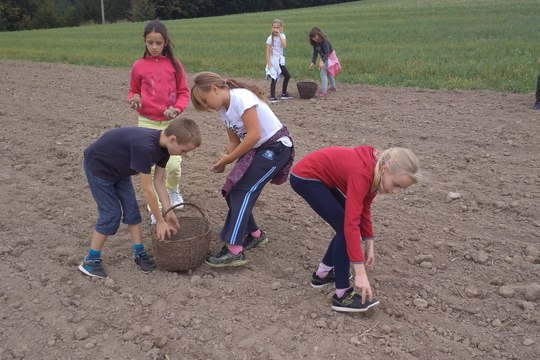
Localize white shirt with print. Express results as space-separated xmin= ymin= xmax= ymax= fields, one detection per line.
xmin=219 ymin=88 xmax=291 ymax=148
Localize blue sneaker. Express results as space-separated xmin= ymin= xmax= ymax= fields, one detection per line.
xmin=133 ymin=252 xmax=156 ymax=273
xmin=78 ymin=258 xmax=107 ymax=279
xmin=331 ymin=288 xmax=380 ymax=313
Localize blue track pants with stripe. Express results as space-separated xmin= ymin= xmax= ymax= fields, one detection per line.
xmin=221 ymin=141 xmax=292 ymax=246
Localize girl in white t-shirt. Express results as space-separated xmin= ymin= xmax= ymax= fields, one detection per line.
xmin=191 ymin=71 xmax=295 ymax=267
xmin=265 ymin=19 xmax=292 ymax=104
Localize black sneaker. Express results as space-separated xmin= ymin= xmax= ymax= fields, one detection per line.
xmin=280 ymin=93 xmax=293 ymax=100
xmin=269 ymin=97 xmax=279 ymax=104
xmin=243 ymin=231 xmax=268 ymax=250
xmin=533 ymin=101 xmax=540 ymax=110
xmin=331 ymin=288 xmax=380 ymax=313
xmin=311 ymin=269 xmax=353 ymax=288
xmin=311 ymin=270 xmax=335 ymax=289
xmin=133 ymin=251 xmax=156 ymax=273
xmin=205 ymin=246 xmax=247 ymax=267
xmin=78 ymin=258 xmax=108 ymax=279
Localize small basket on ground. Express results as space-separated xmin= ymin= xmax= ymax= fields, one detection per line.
xmin=151 ymin=202 xmax=211 ymax=272
xmin=296 ymin=81 xmax=318 ymax=99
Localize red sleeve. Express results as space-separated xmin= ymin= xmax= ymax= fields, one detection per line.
xmin=128 ymin=62 xmax=141 ymax=101
xmin=173 ymin=61 xmax=190 ymax=113
xmin=344 ymin=174 xmax=372 ymax=263
xmin=359 ymin=192 xmax=375 ymax=240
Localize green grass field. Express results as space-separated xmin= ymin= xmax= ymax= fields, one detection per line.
xmin=0 ymin=0 xmax=538 ymax=93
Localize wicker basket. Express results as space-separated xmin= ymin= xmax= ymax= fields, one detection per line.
xmin=150 ymin=202 xmax=211 ymax=272
xmin=296 ymin=81 xmax=318 ymax=99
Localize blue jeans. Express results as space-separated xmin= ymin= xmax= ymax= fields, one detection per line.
xmin=290 ymin=174 xmax=350 ymax=289
xmin=320 ymin=60 xmax=336 ymax=94
xmin=84 ymin=161 xmax=142 ymax=235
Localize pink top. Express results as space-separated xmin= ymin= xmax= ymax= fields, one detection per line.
xmin=292 ymin=146 xmax=377 ymax=263
xmin=128 ymin=56 xmax=190 ymax=121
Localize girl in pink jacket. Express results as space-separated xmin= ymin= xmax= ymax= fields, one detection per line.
xmin=128 ymin=20 xmax=190 ymax=220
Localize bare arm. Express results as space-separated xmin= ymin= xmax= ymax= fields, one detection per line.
xmin=266 ymin=44 xmax=272 ymax=67
xmin=212 ymin=130 xmax=241 ymax=173
xmin=212 ymin=106 xmax=261 ymax=170
xmin=226 ymin=129 xmax=241 ymax=154
xmin=280 ymin=34 xmax=287 ymax=48
xmin=140 ymin=168 xmax=178 ymax=241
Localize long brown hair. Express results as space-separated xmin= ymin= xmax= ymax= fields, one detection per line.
xmin=143 ymin=20 xmax=181 ymax=78
xmin=191 ymin=72 xmax=267 ymax=111
xmin=309 ymin=26 xmax=328 ymax=46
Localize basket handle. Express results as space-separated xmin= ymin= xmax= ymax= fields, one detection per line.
xmin=161 ymin=202 xmax=208 ymax=224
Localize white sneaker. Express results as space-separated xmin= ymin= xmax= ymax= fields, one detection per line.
xmin=150 ymin=214 xmax=156 ymax=225
xmin=168 ymin=189 xmax=184 ymax=208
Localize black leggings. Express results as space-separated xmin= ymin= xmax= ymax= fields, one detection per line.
xmin=536 ymin=74 xmax=540 ymax=102
xmin=270 ymin=65 xmax=291 ymax=98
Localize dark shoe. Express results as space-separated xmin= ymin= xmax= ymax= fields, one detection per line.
xmin=533 ymin=101 xmax=540 ymax=110
xmin=269 ymin=97 xmax=279 ymax=104
xmin=280 ymin=93 xmax=293 ymax=100
xmin=205 ymin=246 xmax=247 ymax=267
xmin=311 ymin=269 xmax=352 ymax=288
xmin=329 ymin=87 xmax=338 ymax=92
xmin=331 ymin=288 xmax=380 ymax=313
xmin=133 ymin=252 xmax=156 ymax=273
xmin=78 ymin=258 xmax=108 ymax=279
xmin=243 ymin=231 xmax=268 ymax=250
xmin=311 ymin=270 xmax=335 ymax=289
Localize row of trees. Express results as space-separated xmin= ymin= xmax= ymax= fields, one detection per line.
xmin=1 ymin=0 xmax=354 ymax=31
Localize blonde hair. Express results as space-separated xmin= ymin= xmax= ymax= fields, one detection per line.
xmin=371 ymin=147 xmax=423 ymax=192
xmin=191 ymin=71 xmax=267 ymax=111
xmin=271 ymin=19 xmax=283 ymax=47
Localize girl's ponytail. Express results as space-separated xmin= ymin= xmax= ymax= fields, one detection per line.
xmin=191 ymin=72 xmax=267 ymax=111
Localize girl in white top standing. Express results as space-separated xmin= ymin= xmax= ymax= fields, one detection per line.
xmin=191 ymin=71 xmax=295 ymax=267
xmin=265 ymin=19 xmax=292 ymax=104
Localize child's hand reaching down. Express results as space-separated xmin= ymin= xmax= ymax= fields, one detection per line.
xmin=211 ymin=153 xmax=231 ymax=173
xmin=165 ymin=212 xmax=179 ymax=233
xmin=155 ymin=215 xmax=179 ymax=241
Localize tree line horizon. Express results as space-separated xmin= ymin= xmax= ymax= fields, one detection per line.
xmin=1 ymin=0 xmax=356 ymax=31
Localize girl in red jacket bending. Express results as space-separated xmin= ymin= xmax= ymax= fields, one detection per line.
xmin=128 ymin=20 xmax=190 ymax=220
xmin=290 ymin=146 xmax=422 ymax=312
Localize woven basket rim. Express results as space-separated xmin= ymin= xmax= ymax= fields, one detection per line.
xmin=155 ymin=224 xmax=211 ymax=244
xmin=150 ymin=202 xmax=210 ymax=243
